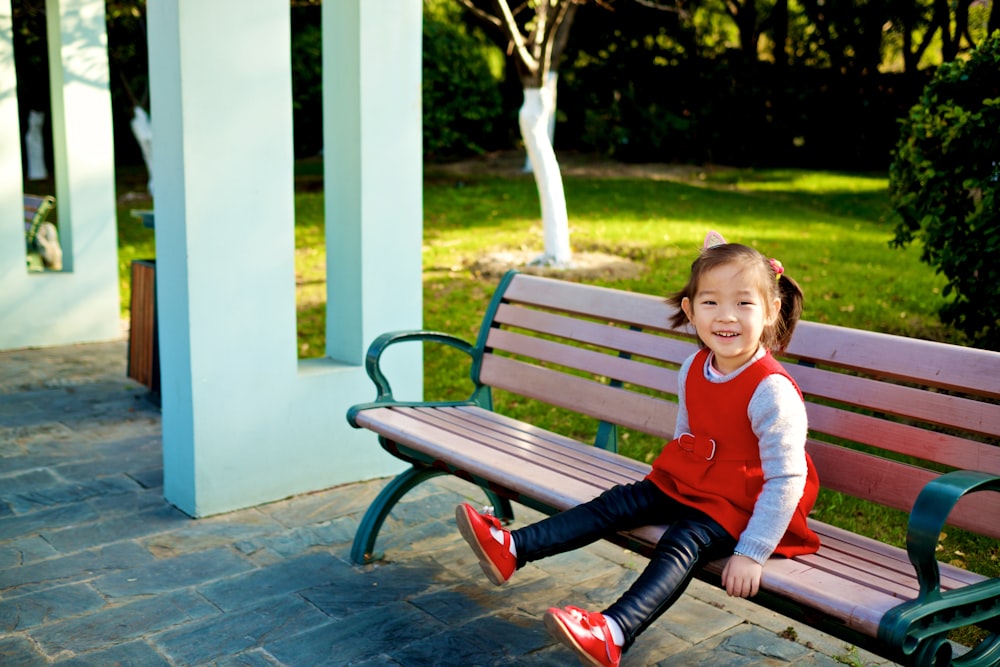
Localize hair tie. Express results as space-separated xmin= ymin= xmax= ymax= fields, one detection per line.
xmin=769 ymin=257 xmax=784 ymax=281
xmin=703 ymin=231 xmax=727 ymax=249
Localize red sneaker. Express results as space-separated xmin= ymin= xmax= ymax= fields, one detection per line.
xmin=455 ymin=503 xmax=516 ymax=585
xmin=544 ymin=605 xmax=622 ymax=667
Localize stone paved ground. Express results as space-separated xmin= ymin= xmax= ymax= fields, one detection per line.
xmin=0 ymin=339 xmax=898 ymax=666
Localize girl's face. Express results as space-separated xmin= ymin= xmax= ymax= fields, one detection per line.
xmin=681 ymin=261 xmax=779 ymax=375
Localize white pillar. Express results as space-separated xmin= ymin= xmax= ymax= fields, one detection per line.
xmin=0 ymin=0 xmax=120 ymax=350
xmin=148 ymin=0 xmax=422 ymax=517
xmin=0 ymin=1 xmax=23 ymax=268
xmin=323 ymin=0 xmax=424 ymax=362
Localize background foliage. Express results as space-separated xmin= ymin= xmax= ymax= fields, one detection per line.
xmin=422 ymin=0 xmax=507 ymax=159
xmin=9 ymin=0 xmax=998 ymax=170
xmin=889 ymin=33 xmax=1000 ymax=349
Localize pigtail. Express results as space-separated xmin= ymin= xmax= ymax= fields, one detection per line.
xmin=773 ymin=273 xmax=804 ymax=353
xmin=666 ymin=286 xmax=690 ymax=330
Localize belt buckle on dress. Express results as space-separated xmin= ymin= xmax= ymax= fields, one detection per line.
xmin=677 ymin=433 xmax=717 ymax=461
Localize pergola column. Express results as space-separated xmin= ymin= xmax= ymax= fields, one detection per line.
xmin=147 ymin=0 xmax=423 ymax=516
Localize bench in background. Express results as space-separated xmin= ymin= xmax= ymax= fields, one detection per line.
xmin=23 ymin=194 xmax=61 ymax=271
xmin=347 ymin=270 xmax=1000 ymax=667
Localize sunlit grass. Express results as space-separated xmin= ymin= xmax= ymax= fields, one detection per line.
xmin=112 ymin=164 xmax=955 ymax=363
xmin=419 ymin=173 xmax=951 ymax=342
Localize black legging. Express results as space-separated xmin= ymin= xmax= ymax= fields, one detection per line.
xmin=511 ymin=479 xmax=736 ymax=651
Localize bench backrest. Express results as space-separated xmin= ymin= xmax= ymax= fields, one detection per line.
xmin=24 ymin=194 xmax=56 ymax=244
xmin=473 ymin=271 xmax=1000 ymax=539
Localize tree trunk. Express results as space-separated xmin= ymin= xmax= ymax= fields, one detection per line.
xmin=771 ymin=0 xmax=788 ymax=68
xmin=519 ymin=85 xmax=571 ymax=266
xmin=131 ymin=106 xmax=154 ymax=194
xmin=523 ymin=71 xmax=558 ymax=173
xmin=25 ymin=110 xmax=48 ymax=180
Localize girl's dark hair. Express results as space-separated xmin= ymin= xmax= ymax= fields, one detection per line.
xmin=667 ymin=243 xmax=804 ymax=354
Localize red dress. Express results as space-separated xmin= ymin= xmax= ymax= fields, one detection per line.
xmin=646 ymin=349 xmax=820 ymax=557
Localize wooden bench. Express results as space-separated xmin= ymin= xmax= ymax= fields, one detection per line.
xmin=346 ymin=270 xmax=1000 ymax=666
xmin=23 ymin=194 xmax=60 ymax=271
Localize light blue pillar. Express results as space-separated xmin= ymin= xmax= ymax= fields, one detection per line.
xmin=0 ymin=0 xmax=120 ymax=350
xmin=323 ymin=0 xmax=424 ymax=363
xmin=148 ymin=0 xmax=422 ymax=517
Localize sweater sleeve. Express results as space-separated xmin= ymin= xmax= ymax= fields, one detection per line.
xmin=672 ymin=354 xmax=695 ymax=439
xmin=733 ymin=374 xmax=809 ymax=563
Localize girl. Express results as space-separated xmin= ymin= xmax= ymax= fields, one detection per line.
xmin=456 ymin=232 xmax=820 ymax=667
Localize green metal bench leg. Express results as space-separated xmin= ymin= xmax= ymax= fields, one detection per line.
xmin=489 ymin=494 xmax=515 ymax=525
xmin=350 ymin=465 xmax=516 ymax=565
xmin=351 ymin=466 xmax=446 ymax=564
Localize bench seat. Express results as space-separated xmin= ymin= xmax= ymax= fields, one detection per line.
xmin=352 ymin=404 xmax=987 ymax=641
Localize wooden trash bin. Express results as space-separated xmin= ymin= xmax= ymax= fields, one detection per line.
xmin=127 ymin=259 xmax=160 ymax=396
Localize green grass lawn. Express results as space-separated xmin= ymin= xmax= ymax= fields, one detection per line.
xmin=114 ymin=159 xmax=996 ymax=645
xmin=114 ymin=167 xmax=156 ymax=315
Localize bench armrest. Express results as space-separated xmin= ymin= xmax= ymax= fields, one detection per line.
xmin=906 ymin=469 xmax=1000 ymax=600
xmin=878 ymin=469 xmax=1000 ymax=665
xmin=347 ymin=330 xmax=488 ymax=427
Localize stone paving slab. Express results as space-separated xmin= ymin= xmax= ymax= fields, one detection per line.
xmin=154 ymin=595 xmax=330 ymax=665
xmin=0 ymin=542 xmax=156 ymax=597
xmin=0 ymin=340 xmax=900 ymax=666
xmin=0 ymin=583 xmax=106 ymax=632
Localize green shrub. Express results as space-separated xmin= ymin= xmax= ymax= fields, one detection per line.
xmin=422 ymin=1 xmax=504 ymax=161
xmin=291 ymin=16 xmax=323 ymax=158
xmin=889 ymin=33 xmax=1000 ymax=349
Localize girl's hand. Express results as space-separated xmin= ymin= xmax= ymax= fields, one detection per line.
xmin=721 ymin=554 xmax=762 ymax=598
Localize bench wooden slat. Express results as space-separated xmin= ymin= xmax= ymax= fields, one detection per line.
xmin=786 ymin=361 xmax=1000 ymax=438
xmin=740 ymin=556 xmax=901 ymax=637
xmin=806 ymin=440 xmax=933 ymax=514
xmin=493 ymin=302 xmax=698 ymax=366
xmin=795 ymin=549 xmax=922 ymax=600
xmin=480 ymin=354 xmax=678 ymax=439
xmin=451 ymin=406 xmax=652 ymax=477
xmin=809 ymin=521 xmax=986 ymax=589
xmin=807 ymin=440 xmax=1000 ymax=539
xmin=502 ymin=272 xmax=683 ymax=333
xmin=485 ymin=328 xmax=678 ymax=394
xmin=787 ymin=320 xmax=1000 ymax=399
xmin=413 ymin=408 xmax=647 ymax=490
xmin=354 ymin=407 xmax=627 ymax=511
xmin=805 ymin=402 xmax=1000 ymax=474
xmin=801 ymin=540 xmax=969 ymax=598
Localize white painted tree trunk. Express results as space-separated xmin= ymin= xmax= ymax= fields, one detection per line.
xmin=523 ymin=71 xmax=558 ymax=173
xmin=520 ymin=85 xmax=571 ymax=267
xmin=130 ymin=106 xmax=154 ymax=195
xmin=25 ymin=110 xmax=48 ymax=180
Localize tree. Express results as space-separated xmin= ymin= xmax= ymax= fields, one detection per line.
xmin=722 ymin=0 xmax=762 ymax=57
xmin=459 ymin=0 xmax=586 ymax=266
xmin=889 ymin=32 xmax=1000 ymax=348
